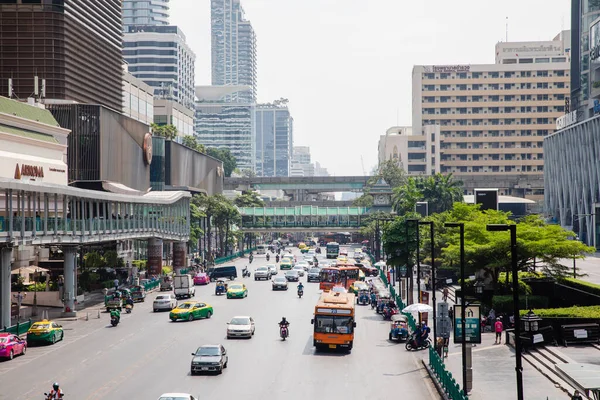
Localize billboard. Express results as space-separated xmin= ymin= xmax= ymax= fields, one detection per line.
xmin=590 ymin=17 xmax=600 ymax=63
xmin=475 ymin=189 xmax=498 ymax=212
xmin=415 ymin=202 xmax=429 ymax=217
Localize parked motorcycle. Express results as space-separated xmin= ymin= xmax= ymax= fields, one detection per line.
xmin=242 ymin=267 xmax=251 ymax=278
xmin=405 ymin=333 xmax=430 ymax=351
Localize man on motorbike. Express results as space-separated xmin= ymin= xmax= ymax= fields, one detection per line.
xmin=266 ymin=253 xmax=270 ymax=261
xmin=275 ymin=254 xmax=280 ymax=263
xmin=126 ymin=295 xmax=134 ymax=307
xmin=417 ymin=322 xmax=430 ymax=347
xmin=47 ymin=382 xmax=63 ymax=399
xmin=110 ymin=308 xmax=121 ymax=324
xmin=279 ymin=317 xmax=290 ymax=337
xmin=297 ymin=282 xmax=304 ymax=293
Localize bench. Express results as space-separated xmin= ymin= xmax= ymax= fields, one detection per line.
xmin=561 ymin=323 xmax=600 ymax=347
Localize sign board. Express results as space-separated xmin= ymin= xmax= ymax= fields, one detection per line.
xmin=399 ymin=265 xmax=408 ymax=278
xmin=415 ymin=202 xmax=429 ymax=217
xmin=453 ymin=305 xmax=482 ymax=344
xmin=533 ymin=334 xmax=544 ymax=344
xmin=475 ymin=188 xmax=498 ymax=212
xmin=555 ymin=111 xmax=577 ymax=130
xmin=574 ymin=329 xmax=588 ymax=339
xmin=590 ymin=17 xmax=600 ymax=62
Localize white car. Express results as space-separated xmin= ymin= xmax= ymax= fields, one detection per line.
xmin=292 ymin=265 xmax=305 ymax=277
xmin=307 ymin=249 xmax=316 ymax=256
xmin=254 ymin=266 xmax=271 ymax=281
xmin=266 ymin=264 xmax=278 ymax=275
xmin=296 ymin=261 xmax=310 ymax=271
xmin=158 ymin=393 xmax=197 ymax=400
xmin=227 ymin=316 xmax=255 ymax=339
xmin=153 ymin=294 xmax=177 ymax=312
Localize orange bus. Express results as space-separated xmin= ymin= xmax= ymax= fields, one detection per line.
xmin=319 ymin=265 xmax=360 ymax=291
xmin=311 ymin=292 xmax=356 ymax=351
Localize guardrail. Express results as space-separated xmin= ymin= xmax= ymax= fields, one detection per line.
xmin=143 ymin=280 xmax=160 ymax=292
xmin=214 ymin=247 xmax=257 ymax=265
xmin=428 ymin=346 xmax=469 ymax=400
xmin=2 ymin=319 xmax=33 ymax=335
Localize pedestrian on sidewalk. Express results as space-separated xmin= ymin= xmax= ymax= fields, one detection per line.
xmin=449 ymin=306 xmax=454 ymax=327
xmin=494 ymin=317 xmax=504 ymax=344
xmin=442 ymin=287 xmax=449 ymax=302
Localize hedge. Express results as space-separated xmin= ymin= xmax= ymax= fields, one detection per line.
xmin=492 ymin=295 xmax=549 ymax=313
xmin=519 ymin=305 xmax=600 ymax=319
xmin=560 ymin=278 xmax=600 ymax=297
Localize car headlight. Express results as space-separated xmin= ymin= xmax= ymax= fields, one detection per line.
xmin=193 ymin=362 xmax=201 ymax=365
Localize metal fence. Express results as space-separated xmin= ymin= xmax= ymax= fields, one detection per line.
xmin=2 ymin=319 xmax=33 ymax=335
xmin=214 ymin=247 xmax=257 ymax=265
xmin=143 ymin=280 xmax=160 ymax=292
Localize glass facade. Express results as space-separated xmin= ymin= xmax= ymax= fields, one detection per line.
xmin=255 ymin=106 xmax=293 ymax=177
xmin=123 ymin=0 xmax=170 ymax=31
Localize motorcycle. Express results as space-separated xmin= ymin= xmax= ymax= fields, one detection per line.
xmin=44 ymin=393 xmax=65 ymax=399
xmin=279 ymin=324 xmax=289 ymax=341
xmin=405 ymin=333 xmax=430 ymax=351
xmin=266 ymin=253 xmax=270 ymax=262
xmin=110 ymin=314 xmax=120 ymax=327
xmin=125 ymin=304 xmax=133 ymax=314
xmin=249 ymin=255 xmax=254 ymax=264
xmin=275 ymin=255 xmax=280 ymax=263
xmin=242 ymin=267 xmax=251 ymax=278
xmin=383 ymin=306 xmax=399 ymax=320
xmin=298 ymin=288 xmax=303 ymax=298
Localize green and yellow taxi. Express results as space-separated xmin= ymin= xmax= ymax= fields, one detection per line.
xmin=26 ymin=319 xmax=64 ymax=345
xmin=226 ymin=283 xmax=248 ymax=299
xmin=169 ymin=301 xmax=213 ymax=322
xmin=280 ymin=258 xmax=293 ymax=270
xmin=350 ymin=280 xmax=369 ymax=294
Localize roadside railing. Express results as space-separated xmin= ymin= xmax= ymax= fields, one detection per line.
xmin=428 ymin=346 xmax=469 ymax=400
xmin=2 ymin=319 xmax=33 ymax=335
xmin=143 ymin=280 xmax=160 ymax=292
xmin=214 ymin=247 xmax=257 ymax=265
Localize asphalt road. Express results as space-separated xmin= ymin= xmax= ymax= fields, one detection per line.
xmin=0 ymin=246 xmax=437 ymax=400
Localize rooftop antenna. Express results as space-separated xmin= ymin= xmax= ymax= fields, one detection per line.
xmin=505 ymin=17 xmax=508 ymax=42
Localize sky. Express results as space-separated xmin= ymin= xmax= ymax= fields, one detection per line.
xmin=170 ymin=0 xmax=570 ymax=176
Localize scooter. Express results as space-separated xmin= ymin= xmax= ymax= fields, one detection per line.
xmin=110 ymin=315 xmax=120 ymax=327
xmin=44 ymin=392 xmax=65 ymax=399
xmin=275 ymin=255 xmax=280 ymax=263
xmin=242 ymin=267 xmax=251 ymax=278
xmin=279 ymin=325 xmax=289 ymax=341
xmin=249 ymin=255 xmax=254 ymax=264
xmin=405 ymin=333 xmax=430 ymax=351
xmin=298 ymin=288 xmax=303 ymax=298
xmin=125 ymin=304 xmax=133 ymax=314
xmin=266 ymin=253 xmax=270 ymax=262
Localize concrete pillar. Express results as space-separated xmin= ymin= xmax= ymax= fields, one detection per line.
xmin=173 ymin=241 xmax=187 ymax=274
xmin=63 ymin=247 xmax=77 ymax=317
xmin=148 ymin=238 xmax=163 ymax=277
xmin=1 ymin=247 xmax=13 ymax=329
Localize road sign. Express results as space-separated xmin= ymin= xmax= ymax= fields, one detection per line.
xmin=399 ymin=265 xmax=407 ymax=278
xmin=453 ymin=304 xmax=481 ymax=344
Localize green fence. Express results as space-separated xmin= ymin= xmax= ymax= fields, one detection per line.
xmin=143 ymin=280 xmax=160 ymax=292
xmin=2 ymin=319 xmax=32 ymax=335
xmin=214 ymin=247 xmax=257 ymax=265
xmin=428 ymin=346 xmax=469 ymax=400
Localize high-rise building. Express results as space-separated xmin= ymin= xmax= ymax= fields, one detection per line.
xmin=195 ymin=85 xmax=255 ymax=171
xmin=0 ymin=0 xmax=123 ymax=111
xmin=124 ymin=25 xmax=196 ymax=110
xmin=123 ymin=0 xmax=170 ymax=31
xmin=291 ymin=146 xmax=314 ymax=177
xmin=412 ymin=32 xmax=570 ymax=200
xmin=255 ymin=103 xmax=294 ymax=177
xmin=211 ymin=0 xmax=257 ymax=103
xmin=123 ymin=67 xmax=155 ymax=125
xmin=378 ymin=126 xmax=441 ymax=175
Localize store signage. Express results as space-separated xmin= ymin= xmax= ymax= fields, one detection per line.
xmin=555 ymin=111 xmax=578 ymax=130
xmin=594 ymin=100 xmax=600 ymax=115
xmin=591 ymin=19 xmax=600 ymax=62
xmin=453 ymin=304 xmax=482 ymax=344
xmin=431 ymin=65 xmax=470 ymax=73
xmin=143 ymin=133 xmax=153 ymax=165
xmin=14 ymin=163 xmax=44 ymax=180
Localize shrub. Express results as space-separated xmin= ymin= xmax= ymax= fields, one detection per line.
xmin=132 ymin=260 xmax=147 ymax=270
xmin=102 ymin=280 xmax=116 ymax=289
xmin=492 ymin=295 xmax=549 ymax=313
xmin=24 ymin=282 xmax=47 ymax=292
xmin=560 ymin=278 xmax=600 ymax=297
xmin=519 ymin=305 xmax=600 ymax=319
xmin=497 ymin=274 xmax=532 ymax=295
xmin=162 ymin=266 xmax=173 ymax=275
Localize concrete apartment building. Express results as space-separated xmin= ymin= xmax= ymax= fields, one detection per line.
xmin=378 ymin=126 xmax=441 ymax=175
xmin=412 ymin=31 xmax=570 ymax=200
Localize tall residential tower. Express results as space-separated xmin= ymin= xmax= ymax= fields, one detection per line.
xmin=255 ymin=103 xmax=294 ymax=177
xmin=123 ymin=0 xmax=170 ymax=31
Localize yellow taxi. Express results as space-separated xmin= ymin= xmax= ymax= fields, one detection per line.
xmin=336 ymin=255 xmax=348 ymax=263
xmin=26 ymin=319 xmax=64 ymax=345
xmin=350 ymin=280 xmax=369 ymax=294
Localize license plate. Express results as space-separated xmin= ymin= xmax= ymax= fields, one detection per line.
xmin=201 ymin=367 xmax=209 ymax=371
xmin=329 ymin=344 xmax=337 ymax=349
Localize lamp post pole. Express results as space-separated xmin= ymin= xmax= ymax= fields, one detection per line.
xmin=408 ymin=219 xmax=421 ymax=320
xmin=405 ymin=220 xmax=410 ymax=304
xmin=487 ymin=224 xmax=523 ymax=400
xmin=446 ymin=222 xmax=467 ymax=395
xmin=420 ymin=221 xmax=436 ymax=342
xmin=375 ymin=218 xmax=381 ymax=262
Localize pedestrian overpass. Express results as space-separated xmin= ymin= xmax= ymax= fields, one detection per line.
xmin=225 ymin=176 xmax=371 ymax=192
xmin=239 ymin=206 xmax=369 ymax=232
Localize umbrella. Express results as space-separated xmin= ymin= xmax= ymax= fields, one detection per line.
xmin=402 ymin=303 xmax=433 ymax=313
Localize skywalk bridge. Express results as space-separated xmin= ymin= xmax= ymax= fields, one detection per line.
xmin=239 ymin=206 xmax=369 ymax=232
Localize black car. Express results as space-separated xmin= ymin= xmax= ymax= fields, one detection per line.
xmin=285 ymin=270 xmax=299 ymax=282
xmin=191 ymin=344 xmax=228 ymax=374
xmin=207 ymin=266 xmax=237 ymax=280
xmin=307 ymin=268 xmax=321 ymax=282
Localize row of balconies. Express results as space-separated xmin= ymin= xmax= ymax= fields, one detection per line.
xmin=420 ymin=88 xmax=569 ymax=97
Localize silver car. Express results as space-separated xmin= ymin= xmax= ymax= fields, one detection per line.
xmin=272 ymin=276 xmax=288 ymax=290
xmin=227 ymin=316 xmax=255 ymax=339
xmin=153 ymin=294 xmax=177 ymax=312
xmin=254 ymin=266 xmax=271 ymax=281
xmin=292 ymin=265 xmax=305 ymax=277
xmin=266 ymin=264 xmax=278 ymax=275
xmin=285 ymin=270 xmax=300 ymax=282
xmin=307 ymin=267 xmax=321 ymax=282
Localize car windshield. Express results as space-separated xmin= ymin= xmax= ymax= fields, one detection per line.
xmin=32 ymin=323 xmax=50 ymax=329
xmin=230 ymin=317 xmax=250 ymax=325
xmin=156 ymin=295 xmax=168 ymax=300
xmin=0 ymin=337 xmax=8 ymax=343
xmin=178 ymin=303 xmax=193 ymax=309
xmin=332 ymin=286 xmax=347 ymax=293
xmin=159 ymin=397 xmax=189 ymax=400
xmin=257 ymin=267 xmax=268 ymax=271
xmin=286 ymin=271 xmax=298 ymax=275
xmin=314 ymin=315 xmax=354 ymax=334
xmin=274 ymin=277 xmax=286 ymax=283
xmin=293 ymin=266 xmax=303 ymax=269
xmin=230 ymin=284 xmax=243 ymax=290
xmin=196 ymin=346 xmax=220 ymax=356
xmin=309 ymin=268 xmax=320 ymax=273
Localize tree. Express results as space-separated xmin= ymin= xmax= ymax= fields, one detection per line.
xmin=192 ymin=194 xmax=240 ymax=258
xmin=182 ymin=135 xmax=206 ymax=153
xmin=83 ymin=251 xmax=105 ymax=270
xmin=234 ymin=192 xmax=265 ymax=208
xmin=151 ymin=123 xmax=178 ymax=140
xmin=371 ymin=158 xmax=406 ymax=188
xmin=417 ymin=173 xmax=463 ymax=214
xmin=189 ymin=202 xmax=205 ymax=251
xmin=352 ymin=193 xmax=374 ymax=207
xmin=207 ymin=147 xmax=237 ymax=177
xmin=392 ymin=178 xmax=422 ymax=215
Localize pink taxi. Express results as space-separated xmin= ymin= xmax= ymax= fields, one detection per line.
xmin=193 ymin=273 xmax=210 ymax=285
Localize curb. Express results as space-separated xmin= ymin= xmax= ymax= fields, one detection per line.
xmin=422 ymin=359 xmax=450 ymax=400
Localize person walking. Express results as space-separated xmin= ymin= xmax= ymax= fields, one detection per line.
xmin=442 ymin=287 xmax=449 ymax=302
xmin=494 ymin=317 xmax=504 ymax=344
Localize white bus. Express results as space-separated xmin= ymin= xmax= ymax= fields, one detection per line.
xmin=256 ymin=244 xmax=267 ymax=255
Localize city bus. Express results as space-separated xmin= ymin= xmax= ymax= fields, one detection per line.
xmin=319 ymin=265 xmax=360 ymax=292
xmin=311 ymin=291 xmax=356 ymax=351
xmin=326 ymin=242 xmax=339 ymax=259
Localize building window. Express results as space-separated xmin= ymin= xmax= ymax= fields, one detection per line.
xmin=503 ymin=59 xmax=517 ymax=64
xmin=519 ymin=58 xmax=534 ymax=64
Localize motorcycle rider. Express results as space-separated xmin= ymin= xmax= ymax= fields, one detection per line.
xmin=416 ymin=322 xmax=430 ymax=347
xmin=125 ymin=295 xmax=134 ymax=308
xmin=266 ymin=253 xmax=270 ymax=261
xmin=297 ymin=282 xmax=304 ymax=294
xmin=47 ymin=382 xmax=63 ymax=399
xmin=249 ymin=251 xmax=254 ymax=263
xmin=278 ymin=317 xmax=290 ymax=337
xmin=275 ymin=254 xmax=280 ymax=263
xmin=110 ymin=308 xmax=121 ymax=325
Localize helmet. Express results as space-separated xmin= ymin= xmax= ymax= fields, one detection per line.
xmin=53 ymin=383 xmax=59 ymax=390
xmin=421 ymin=321 xmax=427 ymax=326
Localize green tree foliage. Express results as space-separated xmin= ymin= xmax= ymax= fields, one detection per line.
xmin=207 ymin=147 xmax=237 ymax=177
xmin=234 ymin=191 xmax=265 ymax=208
xmin=192 ymin=194 xmax=240 ymax=258
xmin=392 ymin=178 xmax=422 ymax=215
xmin=103 ymin=250 xmax=119 ymax=268
xmin=189 ymin=202 xmax=206 ymax=251
xmin=382 ymin=214 xmax=421 ymax=269
xmin=373 ymin=158 xmax=406 ymax=188
xmin=151 ymin=123 xmax=178 ymax=140
xmin=182 ymin=135 xmax=206 ymax=153
xmin=392 ymin=173 xmax=463 ymax=215
xmin=83 ymin=251 xmax=105 ymax=270
xmin=352 ymin=194 xmax=374 ymax=207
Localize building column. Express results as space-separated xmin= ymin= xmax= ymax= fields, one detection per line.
xmin=173 ymin=241 xmax=187 ymax=274
xmin=63 ymin=247 xmax=77 ymax=317
xmin=0 ymin=247 xmax=13 ymax=329
xmin=148 ymin=238 xmax=163 ymax=277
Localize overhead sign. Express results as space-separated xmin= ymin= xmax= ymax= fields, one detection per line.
xmin=430 ymin=65 xmax=470 ymax=73
xmin=453 ymin=304 xmax=482 ymax=344
xmin=555 ymin=111 xmax=577 ymax=130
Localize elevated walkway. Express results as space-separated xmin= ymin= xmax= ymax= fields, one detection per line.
xmin=225 ymin=176 xmax=370 ymax=192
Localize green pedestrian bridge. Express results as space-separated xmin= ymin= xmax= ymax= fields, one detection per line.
xmin=239 ymin=206 xmax=369 ymax=232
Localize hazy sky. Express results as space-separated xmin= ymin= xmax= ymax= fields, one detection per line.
xmin=170 ymin=0 xmax=570 ymax=176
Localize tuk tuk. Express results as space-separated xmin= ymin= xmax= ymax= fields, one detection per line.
xmin=376 ymin=291 xmax=392 ymax=314
xmin=215 ymin=279 xmax=227 ymax=295
xmin=389 ymin=314 xmax=409 ymax=341
xmin=130 ymin=285 xmax=146 ymax=302
xmin=160 ymin=276 xmax=173 ymax=291
xmin=357 ymin=289 xmax=370 ymax=305
xmin=105 ymin=289 xmax=129 ymax=311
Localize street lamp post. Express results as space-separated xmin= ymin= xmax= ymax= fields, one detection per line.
xmin=375 ymin=218 xmax=381 ymax=262
xmin=486 ymin=224 xmax=523 ymax=400
xmin=445 ymin=222 xmax=467 ymax=395
xmin=420 ymin=221 xmax=436 ymax=343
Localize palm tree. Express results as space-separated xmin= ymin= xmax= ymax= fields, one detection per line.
xmin=419 ymin=173 xmax=463 ymax=214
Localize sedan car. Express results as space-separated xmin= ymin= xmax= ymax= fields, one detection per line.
xmin=279 ymin=260 xmax=293 ymax=270
xmin=190 ymin=344 xmax=228 ymax=374
xmin=307 ymin=267 xmax=321 ymax=282
xmin=292 ymin=265 xmax=305 ymax=277
xmin=26 ymin=320 xmax=64 ymax=345
xmin=193 ymin=273 xmax=210 ymax=285
xmin=266 ymin=264 xmax=278 ymax=275
xmin=272 ymin=276 xmax=289 ymax=290
xmin=0 ymin=333 xmax=26 ymax=360
xmin=158 ymin=393 xmax=198 ymax=400
xmin=153 ymin=294 xmax=177 ymax=312
xmin=170 ymin=301 xmax=213 ymax=322
xmin=296 ymin=261 xmax=310 ymax=271
xmin=227 ymin=283 xmax=248 ymax=299
xmin=285 ymin=270 xmax=300 ymax=282
xmin=254 ymin=266 xmax=271 ymax=281
xmin=226 ymin=316 xmax=255 ymax=339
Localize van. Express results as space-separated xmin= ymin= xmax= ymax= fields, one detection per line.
xmin=257 ymin=244 xmax=267 ymax=255
xmin=173 ymin=275 xmax=195 ymax=299
xmin=207 ymin=265 xmax=238 ymax=281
